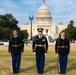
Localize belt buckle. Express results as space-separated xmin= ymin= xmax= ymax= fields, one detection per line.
xmin=15 ymin=45 xmax=17 ymax=47
xmin=62 ymin=46 xmax=64 ymax=48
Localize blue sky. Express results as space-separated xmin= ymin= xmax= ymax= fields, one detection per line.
xmin=0 ymin=0 xmax=76 ymax=25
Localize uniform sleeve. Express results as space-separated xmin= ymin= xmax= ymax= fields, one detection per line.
xmin=68 ymin=39 xmax=70 ymax=54
xmin=32 ymin=39 xmax=36 ymax=52
xmin=55 ymin=38 xmax=58 ymax=53
xmin=21 ymin=38 xmax=24 ymax=52
xmin=45 ymin=37 xmax=48 ymax=53
xmin=8 ymin=37 xmax=12 ymax=52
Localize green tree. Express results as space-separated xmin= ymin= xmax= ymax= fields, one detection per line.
xmin=20 ymin=30 xmax=28 ymax=39
xmin=0 ymin=26 xmax=3 ymax=40
xmin=0 ymin=14 xmax=19 ymax=40
xmin=68 ymin=20 xmax=74 ymax=28
xmin=65 ymin=20 xmax=76 ymax=41
xmin=0 ymin=14 xmax=29 ymax=40
xmin=0 ymin=14 xmax=18 ymax=29
xmin=0 ymin=26 xmax=12 ymax=40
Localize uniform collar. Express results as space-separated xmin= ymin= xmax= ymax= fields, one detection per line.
xmin=61 ymin=37 xmax=65 ymax=40
xmin=38 ymin=35 xmax=42 ymax=39
xmin=13 ymin=35 xmax=18 ymax=38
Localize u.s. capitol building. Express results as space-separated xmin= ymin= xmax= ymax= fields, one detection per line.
xmin=19 ymin=0 xmax=76 ymax=40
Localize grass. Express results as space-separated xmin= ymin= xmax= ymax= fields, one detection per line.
xmin=0 ymin=46 xmax=76 ymax=75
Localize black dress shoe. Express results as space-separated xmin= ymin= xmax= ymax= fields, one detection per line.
xmin=11 ymin=71 xmax=15 ymax=74
xmin=59 ymin=72 xmax=63 ymax=74
xmin=15 ymin=72 xmax=19 ymax=74
xmin=59 ymin=72 xmax=66 ymax=74
xmin=38 ymin=73 xmax=43 ymax=74
xmin=62 ymin=73 xmax=66 ymax=74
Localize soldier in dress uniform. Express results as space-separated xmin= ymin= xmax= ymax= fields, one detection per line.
xmin=55 ymin=30 xmax=70 ymax=74
xmin=32 ymin=28 xmax=48 ymax=74
xmin=8 ymin=30 xmax=24 ymax=74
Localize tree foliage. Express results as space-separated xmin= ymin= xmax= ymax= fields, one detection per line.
xmin=20 ymin=30 xmax=28 ymax=39
xmin=0 ymin=14 xmax=18 ymax=28
xmin=65 ymin=20 xmax=76 ymax=41
xmin=67 ymin=20 xmax=74 ymax=28
xmin=0 ymin=14 xmax=28 ymax=40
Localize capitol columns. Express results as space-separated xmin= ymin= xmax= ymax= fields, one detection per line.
xmin=29 ymin=13 xmax=34 ymax=40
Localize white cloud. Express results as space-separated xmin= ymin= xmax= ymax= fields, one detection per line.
xmin=18 ymin=0 xmax=76 ymax=24
xmin=14 ymin=13 xmax=28 ymax=17
xmin=0 ymin=0 xmax=76 ymax=24
xmin=0 ymin=8 xmax=6 ymax=14
xmin=20 ymin=0 xmax=40 ymax=7
xmin=45 ymin=0 xmax=76 ymax=23
xmin=0 ymin=0 xmax=17 ymax=13
xmin=0 ymin=0 xmax=17 ymax=8
xmin=13 ymin=13 xmax=30 ymax=24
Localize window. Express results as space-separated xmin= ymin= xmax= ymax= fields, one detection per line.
xmin=46 ymin=29 xmax=48 ymax=33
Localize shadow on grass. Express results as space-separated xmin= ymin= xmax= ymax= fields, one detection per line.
xmin=44 ymin=64 xmax=57 ymax=73
xmin=44 ymin=59 xmax=57 ymax=73
xmin=67 ymin=59 xmax=76 ymax=72
xmin=20 ymin=65 xmax=36 ymax=73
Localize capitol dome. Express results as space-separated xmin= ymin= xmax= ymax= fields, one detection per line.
xmin=36 ymin=0 xmax=52 ymax=24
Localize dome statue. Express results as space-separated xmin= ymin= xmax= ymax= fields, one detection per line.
xmin=36 ymin=0 xmax=52 ymax=24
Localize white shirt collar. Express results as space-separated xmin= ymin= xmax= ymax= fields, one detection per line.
xmin=14 ymin=35 xmax=17 ymax=38
xmin=61 ymin=36 xmax=65 ymax=40
xmin=39 ymin=35 xmax=42 ymax=38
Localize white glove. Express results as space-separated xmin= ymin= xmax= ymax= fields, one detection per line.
xmin=45 ymin=53 xmax=46 ymax=55
xmin=33 ymin=52 xmax=36 ymax=55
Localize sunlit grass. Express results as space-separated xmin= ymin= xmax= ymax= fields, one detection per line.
xmin=0 ymin=46 xmax=76 ymax=75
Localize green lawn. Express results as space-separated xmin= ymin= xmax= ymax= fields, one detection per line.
xmin=0 ymin=46 xmax=76 ymax=75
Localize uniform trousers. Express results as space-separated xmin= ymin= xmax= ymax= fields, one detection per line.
xmin=36 ymin=53 xmax=45 ymax=74
xmin=11 ymin=54 xmax=21 ymax=73
xmin=59 ymin=55 xmax=68 ymax=73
